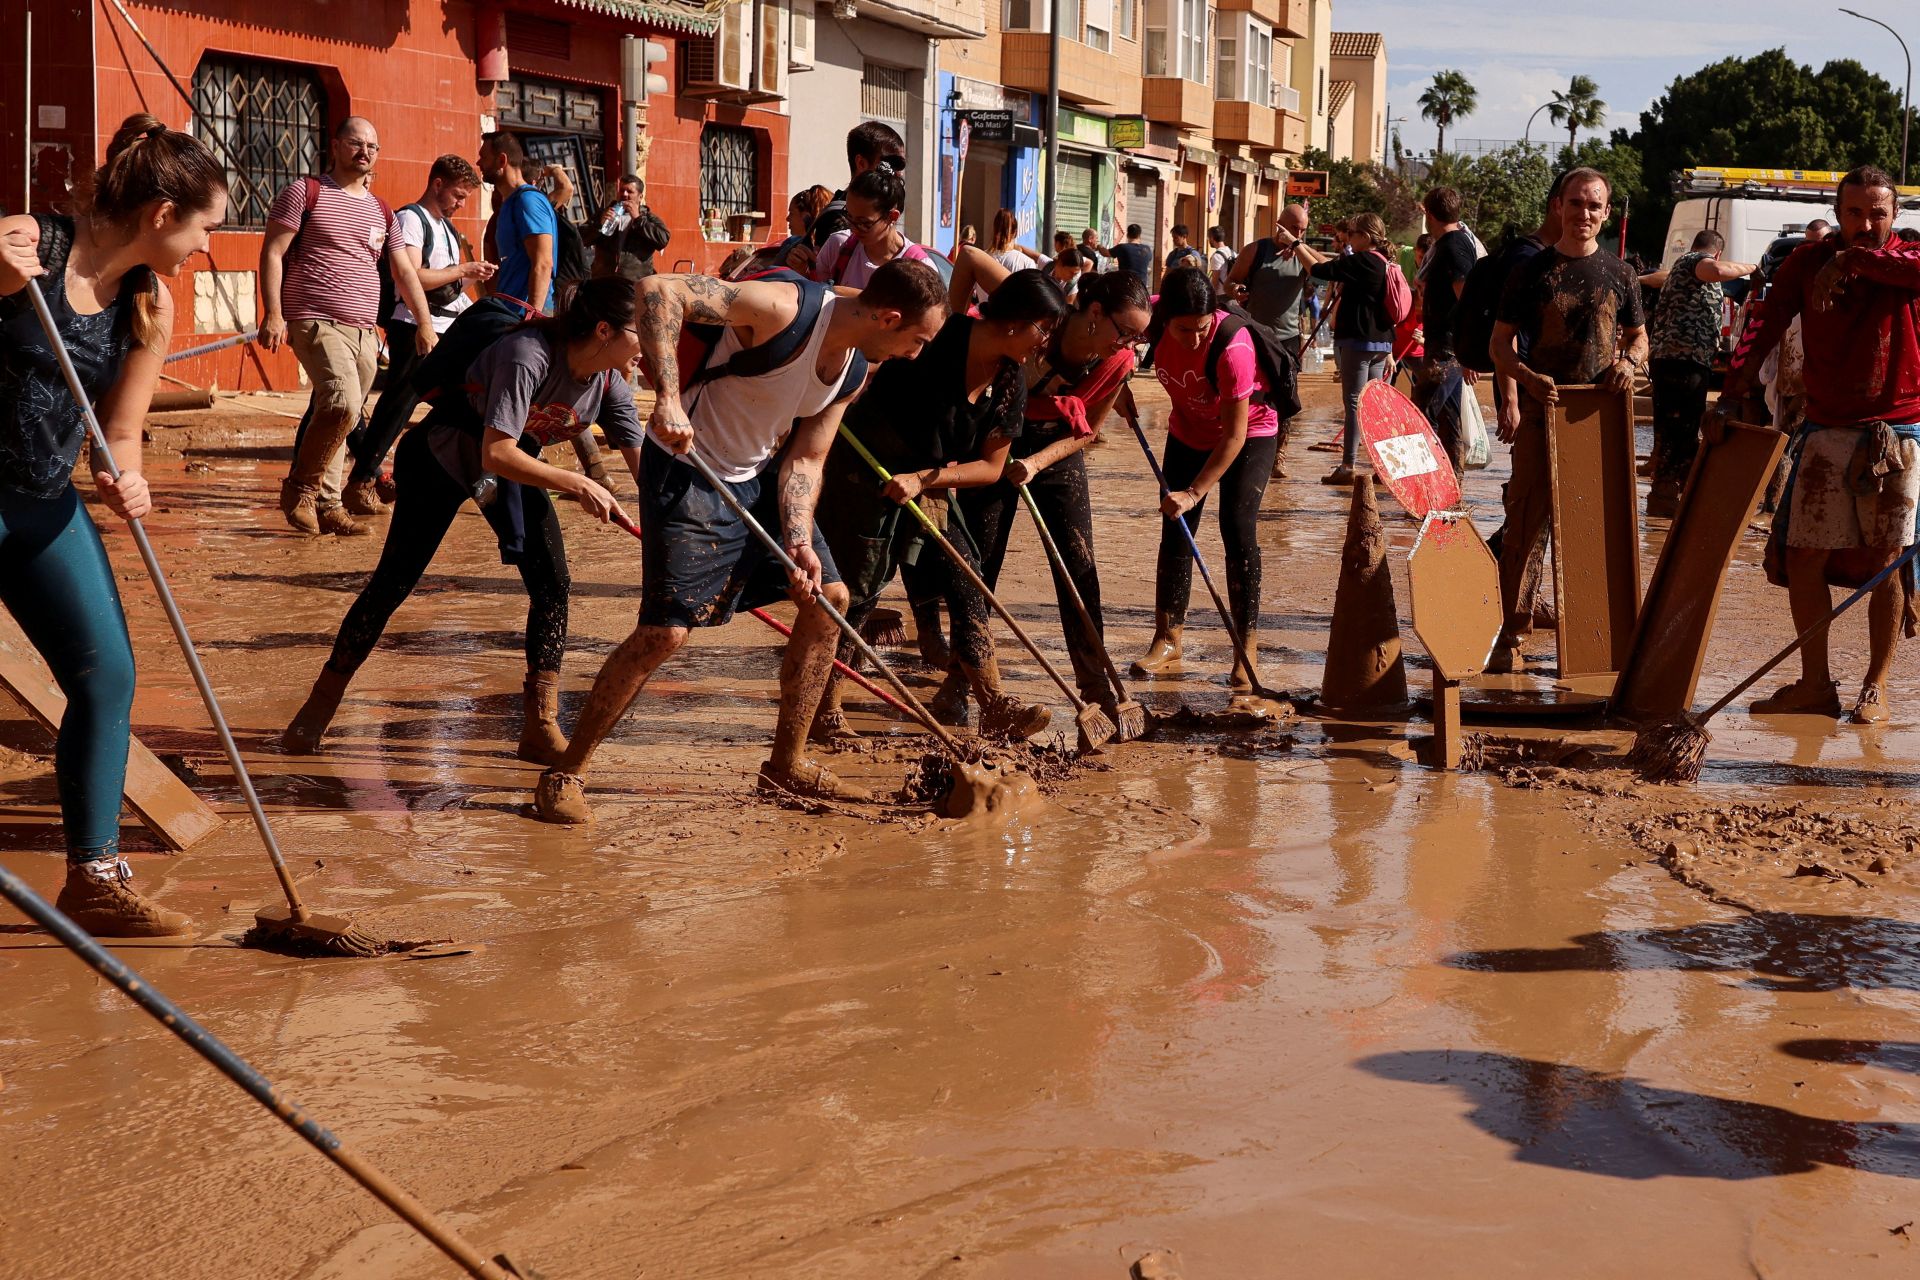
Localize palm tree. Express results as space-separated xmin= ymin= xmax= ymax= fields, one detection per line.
xmin=1418 ymin=70 xmax=1477 ymax=156
xmin=1547 ymin=75 xmax=1607 ymax=153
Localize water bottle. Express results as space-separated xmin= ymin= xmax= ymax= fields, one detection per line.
xmin=600 ymin=204 xmax=632 ymax=238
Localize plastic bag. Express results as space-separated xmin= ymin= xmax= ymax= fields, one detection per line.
xmin=1461 ymin=380 xmax=1492 ymax=470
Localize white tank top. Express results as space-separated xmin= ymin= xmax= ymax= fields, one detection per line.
xmin=662 ymin=291 xmax=854 ymax=483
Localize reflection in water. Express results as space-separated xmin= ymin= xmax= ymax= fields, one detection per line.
xmin=1361 ymin=1049 xmax=1920 ymax=1180
xmin=1446 ymin=912 xmax=1920 ymax=993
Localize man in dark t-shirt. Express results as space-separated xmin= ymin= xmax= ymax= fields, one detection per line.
xmin=1487 ymin=167 xmax=1647 ymax=670
xmin=1110 ymin=224 xmax=1153 ymax=288
xmin=1409 ymin=185 xmax=1481 ymax=475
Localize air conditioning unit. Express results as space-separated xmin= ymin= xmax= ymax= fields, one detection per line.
xmin=758 ymin=0 xmax=790 ymax=100
xmin=790 ymin=0 xmax=815 ymax=70
xmin=684 ymin=0 xmax=756 ymax=95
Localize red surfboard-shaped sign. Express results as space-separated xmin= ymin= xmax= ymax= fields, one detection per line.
xmin=1359 ymin=380 xmax=1460 ymax=518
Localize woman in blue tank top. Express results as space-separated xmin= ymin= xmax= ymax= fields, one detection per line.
xmin=0 ymin=113 xmax=226 ymax=936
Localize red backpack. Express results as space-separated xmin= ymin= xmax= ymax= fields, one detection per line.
xmin=1377 ymin=249 xmax=1413 ymax=325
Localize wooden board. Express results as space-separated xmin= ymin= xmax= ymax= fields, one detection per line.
xmin=1360 ymin=380 xmax=1462 ymax=519
xmin=1613 ymin=419 xmax=1788 ymax=720
xmin=0 ymin=625 xmax=222 ymax=852
xmin=1547 ymin=385 xmax=1641 ymax=678
xmin=1407 ymin=511 xmax=1503 ymax=681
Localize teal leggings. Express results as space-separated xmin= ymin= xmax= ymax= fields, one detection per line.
xmin=0 ymin=486 xmax=135 ymax=863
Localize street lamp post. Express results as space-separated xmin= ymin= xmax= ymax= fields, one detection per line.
xmin=1840 ymin=6 xmax=1911 ymax=185
xmin=1521 ymin=102 xmax=1552 ymax=147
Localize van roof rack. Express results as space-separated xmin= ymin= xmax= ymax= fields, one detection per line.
xmin=1676 ymin=166 xmax=1920 ymax=203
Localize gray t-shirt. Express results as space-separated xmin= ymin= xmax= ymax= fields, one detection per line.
xmin=430 ymin=327 xmax=643 ymax=486
xmin=1245 ymin=242 xmax=1307 ymax=341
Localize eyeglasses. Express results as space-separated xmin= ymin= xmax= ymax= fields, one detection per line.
xmin=346 ymin=141 xmax=381 ymax=154
xmin=848 ymin=214 xmax=887 ymax=233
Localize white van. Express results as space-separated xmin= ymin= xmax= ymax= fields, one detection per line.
xmin=1660 ymin=167 xmax=1920 ymax=270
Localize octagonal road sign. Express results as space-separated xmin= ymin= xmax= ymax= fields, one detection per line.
xmin=1360 ymin=380 xmax=1461 ymax=519
xmin=1408 ymin=509 xmax=1502 ymax=681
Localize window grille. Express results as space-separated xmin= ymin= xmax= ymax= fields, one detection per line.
xmin=190 ymin=55 xmax=327 ymax=229
xmin=700 ymin=124 xmax=760 ymax=219
xmin=860 ymin=63 xmax=911 ymax=123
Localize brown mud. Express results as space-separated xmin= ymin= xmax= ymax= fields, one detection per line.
xmin=4 ymin=378 xmax=1920 ymax=1276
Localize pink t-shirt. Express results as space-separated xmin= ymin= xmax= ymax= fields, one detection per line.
xmin=813 ymin=229 xmax=933 ymax=289
xmin=1154 ymin=311 xmax=1279 ymax=449
xmin=268 ymin=176 xmax=404 ymax=329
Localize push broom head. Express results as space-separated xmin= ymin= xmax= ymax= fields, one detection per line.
xmin=1626 ymin=715 xmax=1711 ymax=784
xmin=243 ymin=903 xmax=388 ymax=958
xmin=1108 ymin=696 xmax=1149 ymax=742
xmin=1075 ymin=702 xmax=1117 ymax=754
xmin=859 ymin=607 xmax=908 ymax=647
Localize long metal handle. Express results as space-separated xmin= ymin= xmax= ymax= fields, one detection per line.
xmin=0 ymin=867 xmax=518 ymax=1280
xmin=1017 ymin=482 xmax=1129 ymax=695
xmin=673 ymin=447 xmax=967 ymax=755
xmin=836 ymin=424 xmax=1093 ymax=712
xmin=24 ymin=280 xmax=308 ymax=920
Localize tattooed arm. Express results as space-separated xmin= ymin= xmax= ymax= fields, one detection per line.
xmin=634 ymin=273 xmax=803 ymax=451
xmin=775 ymin=397 xmax=852 ymax=599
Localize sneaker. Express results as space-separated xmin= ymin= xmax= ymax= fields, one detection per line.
xmin=533 ymin=769 xmax=592 ymax=824
xmin=342 ymin=477 xmax=390 ymax=516
xmin=55 ymin=858 xmax=192 ymax=938
xmin=317 ymin=504 xmax=372 ymax=537
xmin=1750 ymin=680 xmax=1843 ymax=717
xmin=1849 ymin=685 xmax=1890 ymax=725
xmin=758 ymin=758 xmax=873 ymax=803
xmin=979 ymin=694 xmax=1051 ymax=741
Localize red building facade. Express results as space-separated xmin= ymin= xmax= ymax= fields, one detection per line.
xmin=1 ymin=0 xmax=790 ymax=390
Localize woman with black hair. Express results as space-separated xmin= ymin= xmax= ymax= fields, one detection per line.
xmin=946 ymin=246 xmax=1152 ymax=719
xmin=812 ymin=269 xmax=1068 ymax=739
xmin=1132 ymin=266 xmax=1280 ymax=696
xmin=283 ymin=277 xmax=646 ymax=762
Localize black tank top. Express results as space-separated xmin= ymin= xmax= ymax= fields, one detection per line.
xmin=0 ymin=215 xmax=139 ymax=499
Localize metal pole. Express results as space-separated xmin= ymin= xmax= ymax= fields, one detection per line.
xmin=1840 ymin=7 xmax=1911 ymax=185
xmin=1521 ymin=102 xmax=1550 ymax=147
xmin=1043 ymin=0 xmax=1061 ymax=244
xmin=23 ymin=8 xmax=31 ymax=212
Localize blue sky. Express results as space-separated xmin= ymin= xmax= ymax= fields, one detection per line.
xmin=1335 ymin=1 xmax=1915 ymax=152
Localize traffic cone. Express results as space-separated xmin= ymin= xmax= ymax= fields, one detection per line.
xmin=1320 ymin=474 xmax=1409 ymax=713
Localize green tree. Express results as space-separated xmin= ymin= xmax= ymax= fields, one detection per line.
xmin=1422 ymin=145 xmax=1555 ymax=247
xmin=1620 ymin=49 xmax=1911 ymax=256
xmin=1418 ymin=70 xmax=1478 ymax=157
xmin=1547 ymin=75 xmax=1608 ymax=153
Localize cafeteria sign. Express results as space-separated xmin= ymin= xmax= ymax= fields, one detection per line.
xmin=1107 ymin=116 xmax=1147 ymax=149
xmin=1286 ymin=169 xmax=1329 ymax=198
xmin=961 ymin=110 xmax=1013 ymax=143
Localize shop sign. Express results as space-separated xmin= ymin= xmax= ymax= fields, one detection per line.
xmin=1286 ymin=169 xmax=1330 ymax=198
xmin=1107 ymin=116 xmax=1148 ymax=149
xmin=961 ymin=110 xmax=1014 ymax=143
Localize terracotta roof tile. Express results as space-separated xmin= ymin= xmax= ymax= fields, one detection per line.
xmin=1329 ymin=31 xmax=1383 ymax=59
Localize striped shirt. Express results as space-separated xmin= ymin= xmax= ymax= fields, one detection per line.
xmin=268 ymin=176 xmax=402 ymax=329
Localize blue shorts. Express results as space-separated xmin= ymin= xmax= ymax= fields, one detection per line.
xmin=638 ymin=439 xmax=841 ymax=629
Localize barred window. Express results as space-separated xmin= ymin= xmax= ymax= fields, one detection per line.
xmin=191 ymin=56 xmax=328 ymax=229
xmin=699 ymin=124 xmax=760 ymax=220
xmin=860 ymin=63 xmax=911 ymax=125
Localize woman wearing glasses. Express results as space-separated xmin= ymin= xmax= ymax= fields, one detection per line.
xmin=283 ymin=277 xmax=645 ymax=763
xmin=944 ymin=248 xmax=1151 ymax=730
xmin=811 ymin=270 xmax=1070 ymax=741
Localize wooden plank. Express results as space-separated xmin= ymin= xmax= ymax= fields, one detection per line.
xmin=1547 ymin=385 xmax=1641 ymax=677
xmin=1613 ymin=419 xmax=1788 ymax=720
xmin=0 ymin=624 xmax=222 ymax=852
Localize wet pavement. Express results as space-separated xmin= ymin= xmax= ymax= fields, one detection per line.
xmin=3 ymin=376 xmax=1920 ymax=1277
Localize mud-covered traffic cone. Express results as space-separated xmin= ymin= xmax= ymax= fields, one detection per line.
xmin=1320 ymin=474 xmax=1409 ymax=713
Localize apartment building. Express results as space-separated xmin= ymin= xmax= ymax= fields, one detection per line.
xmin=931 ymin=0 xmax=1318 ymax=274
xmin=1328 ymin=31 xmax=1386 ymax=164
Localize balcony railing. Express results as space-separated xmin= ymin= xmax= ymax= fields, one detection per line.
xmin=1271 ymin=83 xmax=1299 ymax=113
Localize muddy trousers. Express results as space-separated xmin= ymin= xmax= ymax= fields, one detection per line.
xmin=960 ymin=451 xmax=1109 ymax=702
xmin=327 ymin=428 xmax=571 ymax=677
xmin=1154 ymin=433 xmax=1278 ymax=637
xmin=1497 ymin=404 xmax=1554 ymax=639
xmin=0 ymin=487 xmax=135 ymax=863
xmin=1650 ymin=357 xmax=1712 ymax=489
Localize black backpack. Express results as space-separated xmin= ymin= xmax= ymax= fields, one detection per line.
xmin=553 ymin=216 xmax=590 ymax=285
xmin=408 ymin=295 xmax=540 ymax=425
xmin=1203 ymin=301 xmax=1302 ymax=419
xmin=1452 ymin=237 xmax=1543 ymax=374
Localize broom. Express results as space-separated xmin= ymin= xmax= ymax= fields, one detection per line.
xmin=859 ymin=606 xmax=908 ymax=646
xmin=25 ymin=280 xmax=385 ymax=958
xmin=1017 ymin=483 xmax=1148 ymax=741
xmin=1629 ymin=543 xmax=1920 ymax=783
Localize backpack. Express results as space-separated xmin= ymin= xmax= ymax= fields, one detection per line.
xmin=409 ymin=294 xmax=541 ymax=417
xmin=286 ymin=176 xmax=399 ymax=326
xmin=1201 ymin=301 xmax=1302 ymax=419
xmin=398 ymin=203 xmax=468 ymax=317
xmin=1451 ymin=237 xmax=1543 ymax=374
xmin=553 ymin=215 xmax=589 ymax=285
xmin=1378 ymin=250 xmax=1413 ymax=325
xmin=649 ymin=268 xmax=868 ymax=406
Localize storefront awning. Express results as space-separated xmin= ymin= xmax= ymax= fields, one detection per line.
xmin=554 ymin=0 xmax=724 ymax=35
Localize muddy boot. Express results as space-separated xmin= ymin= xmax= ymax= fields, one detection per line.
xmin=758 ymin=758 xmax=873 ymax=802
xmin=1485 ymin=635 xmax=1524 ymax=675
xmin=55 ymin=857 xmax=191 ymax=938
xmin=1750 ymin=679 xmax=1842 ymax=716
xmin=282 ymin=480 xmax=321 ymax=535
xmin=928 ymin=667 xmax=971 ymax=727
xmin=1645 ymin=476 xmax=1682 ymax=520
xmin=1850 ymin=684 xmax=1890 ymax=725
xmin=978 ymin=693 xmax=1052 ymax=741
xmin=342 ymin=476 xmax=391 ymax=516
xmin=1321 ymin=463 xmax=1359 ymax=485
xmin=374 ymin=471 xmax=398 ymax=504
xmin=282 ymin=664 xmax=351 ymax=753
xmin=516 ymin=670 xmax=569 ymax=766
xmin=1130 ymin=612 xmax=1185 ymax=678
xmin=808 ymin=675 xmax=861 ymax=744
xmin=913 ymin=599 xmax=951 ymax=670
xmin=534 ymin=769 xmax=592 ymax=824
xmin=317 ymin=503 xmax=372 ymax=537
xmin=1228 ymin=628 xmax=1260 ymax=693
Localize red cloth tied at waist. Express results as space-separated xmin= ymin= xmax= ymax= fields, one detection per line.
xmin=1024 ymin=347 xmax=1137 ymax=439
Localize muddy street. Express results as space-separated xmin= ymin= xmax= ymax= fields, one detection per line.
xmin=4 ymin=374 xmax=1920 ymax=1278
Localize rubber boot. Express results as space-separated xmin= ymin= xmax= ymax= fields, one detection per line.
xmin=55 ymin=857 xmax=192 ymax=938
xmin=283 ymin=664 xmax=351 ymax=753
xmin=1130 ymin=612 xmax=1185 ymax=678
xmin=516 ymin=670 xmax=569 ymax=766
xmin=913 ymin=598 xmax=951 ymax=670
xmin=1228 ymin=627 xmax=1261 ymax=693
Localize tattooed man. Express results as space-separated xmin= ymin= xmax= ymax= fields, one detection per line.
xmin=534 ymin=259 xmax=948 ymax=822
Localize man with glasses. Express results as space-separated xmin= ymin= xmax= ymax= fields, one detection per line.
xmin=260 ymin=115 xmax=435 ymax=536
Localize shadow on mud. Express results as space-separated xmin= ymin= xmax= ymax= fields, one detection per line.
xmin=1444 ymin=913 xmax=1920 ymax=993
xmin=1779 ymin=1038 xmax=1920 ymax=1074
xmin=1360 ymin=1049 xmax=1920 ymax=1180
